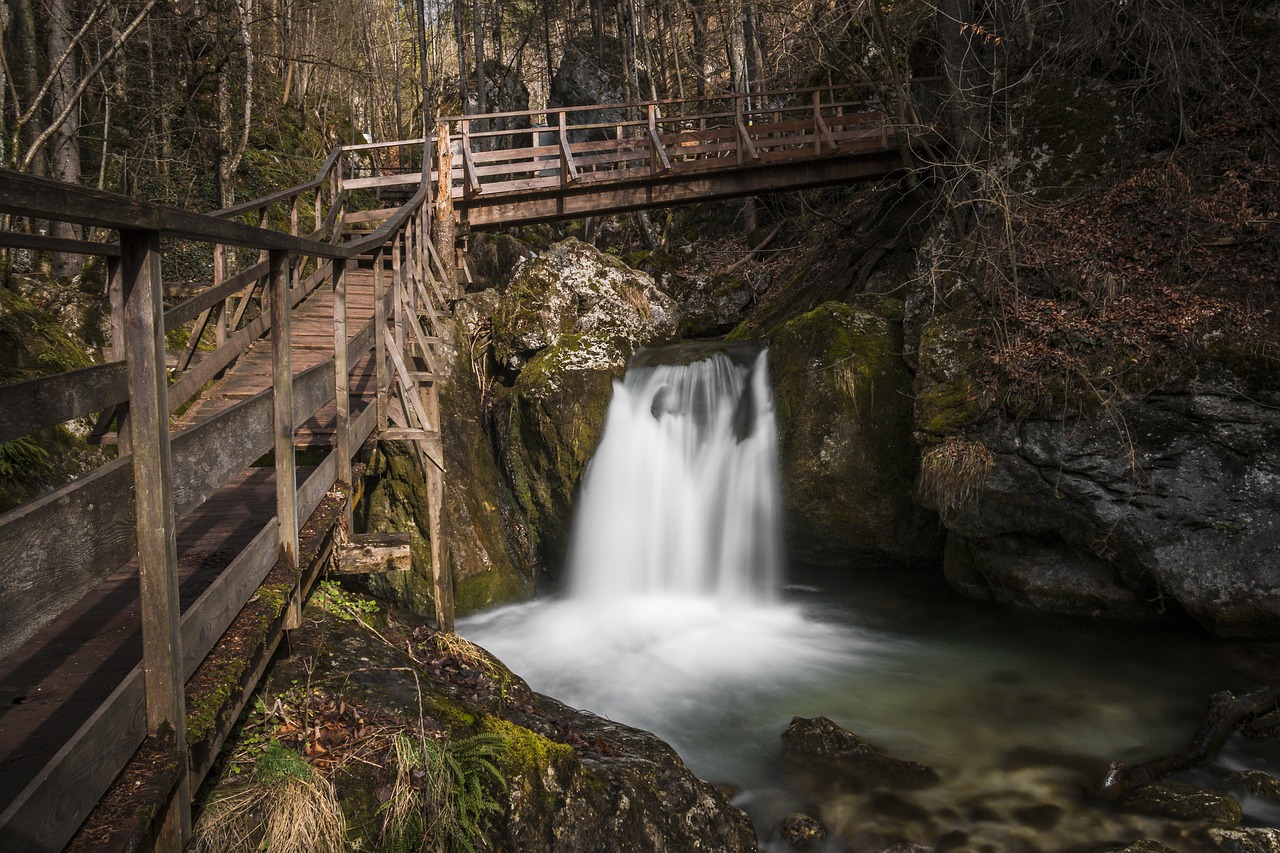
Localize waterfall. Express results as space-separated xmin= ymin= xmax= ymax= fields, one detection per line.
xmin=566 ymin=344 xmax=783 ymax=603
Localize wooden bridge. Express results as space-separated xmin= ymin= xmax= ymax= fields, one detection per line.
xmin=0 ymin=85 xmax=905 ymax=852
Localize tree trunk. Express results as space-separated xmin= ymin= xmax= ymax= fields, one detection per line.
xmin=47 ymin=0 xmax=81 ymax=278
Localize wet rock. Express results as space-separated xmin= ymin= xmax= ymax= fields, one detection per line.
xmin=1219 ymin=769 xmax=1280 ymax=803
xmin=1090 ymin=842 xmax=1178 ymax=853
xmin=1245 ymin=710 xmax=1280 ymax=740
xmin=1206 ymin=828 xmax=1280 ymax=853
xmin=629 ymin=248 xmax=754 ymax=338
xmin=782 ymin=716 xmax=940 ymax=791
xmin=778 ymin=812 xmax=827 ymax=848
xmin=770 ymin=302 xmax=943 ymax=568
xmin=1119 ymin=781 xmax=1242 ymax=827
xmin=877 ymin=844 xmax=933 ymax=853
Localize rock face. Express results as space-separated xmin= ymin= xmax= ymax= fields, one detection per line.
xmin=629 ymin=248 xmax=755 ymax=338
xmin=1118 ymin=781 xmax=1243 ymax=827
xmin=769 ymin=301 xmax=943 ymax=567
xmin=936 ymin=366 xmax=1280 ymax=637
xmin=493 ymin=238 xmax=678 ymax=568
xmin=549 ymin=36 xmax=639 ymax=140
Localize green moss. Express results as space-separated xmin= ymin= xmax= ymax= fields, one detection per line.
xmin=913 ymin=307 xmax=990 ymax=438
xmin=480 ymin=717 xmax=577 ymax=812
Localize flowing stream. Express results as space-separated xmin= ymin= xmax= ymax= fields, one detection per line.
xmin=462 ymin=343 xmax=1280 ymax=851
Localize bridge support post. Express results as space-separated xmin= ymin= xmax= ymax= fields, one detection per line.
xmin=120 ymin=228 xmax=191 ymax=851
xmin=432 ymin=122 xmax=458 ymax=297
xmin=269 ymin=249 xmax=303 ymax=631
xmin=332 ymin=257 xmax=352 ymax=530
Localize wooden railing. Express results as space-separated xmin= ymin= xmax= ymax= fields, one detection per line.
xmin=0 ymin=134 xmax=452 ymax=850
xmin=337 ymin=84 xmax=901 ymax=209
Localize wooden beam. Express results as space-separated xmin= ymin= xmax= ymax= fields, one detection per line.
xmin=0 ymin=362 xmax=129 ymax=444
xmin=333 ymin=258 xmax=352 ymax=529
xmin=0 ymin=230 xmax=120 ymax=257
xmin=119 ymin=228 xmax=190 ymax=849
xmin=269 ymin=250 xmax=298 ymax=573
xmin=333 ymin=532 xmax=412 ymax=574
xmin=558 ymin=111 xmax=580 ymax=185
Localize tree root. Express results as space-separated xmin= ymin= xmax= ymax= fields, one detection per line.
xmin=1096 ymin=685 xmax=1280 ymax=799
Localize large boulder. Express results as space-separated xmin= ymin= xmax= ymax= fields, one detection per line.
xmin=933 ymin=362 xmax=1280 ymax=637
xmin=781 ymin=715 xmax=939 ymax=792
xmin=769 ymin=300 xmax=943 ymax=567
xmin=493 ymin=238 xmax=677 ymax=568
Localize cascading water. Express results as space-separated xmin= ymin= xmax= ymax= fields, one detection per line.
xmin=566 ymin=343 xmax=782 ymax=603
xmin=460 ymin=342 xmax=1257 ymax=849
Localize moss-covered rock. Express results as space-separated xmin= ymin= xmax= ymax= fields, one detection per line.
xmin=913 ymin=303 xmax=990 ymax=440
xmin=200 ymin=594 xmax=759 ymax=852
xmin=630 ymin=248 xmax=754 ymax=338
xmin=769 ymin=301 xmax=942 ymax=567
xmin=491 ymin=237 xmax=677 ymax=370
xmin=499 ymin=336 xmax=622 ymax=569
xmin=492 ymin=238 xmax=679 ymax=570
xmin=1119 ymin=782 xmax=1243 ymax=828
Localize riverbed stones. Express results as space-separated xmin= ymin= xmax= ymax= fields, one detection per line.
xmin=777 ymin=812 xmax=827 ymax=848
xmin=769 ymin=301 xmax=943 ymax=568
xmin=782 ymin=715 xmax=940 ymax=791
xmin=1118 ymin=781 xmax=1243 ymax=827
xmin=1207 ymin=827 xmax=1280 ymax=853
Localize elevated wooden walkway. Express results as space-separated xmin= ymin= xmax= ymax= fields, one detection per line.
xmin=0 ymin=85 xmax=909 ymax=852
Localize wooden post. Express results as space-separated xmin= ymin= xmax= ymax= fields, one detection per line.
xmin=433 ymin=122 xmax=457 ymax=296
xmin=314 ymin=185 xmax=323 ymax=233
xmin=812 ymin=91 xmax=822 ymax=156
xmin=425 ymin=382 xmax=453 ymax=632
xmin=374 ymin=247 xmax=388 ymax=431
xmin=119 ymin=228 xmax=190 ymax=850
xmin=269 ymin=249 xmax=298 ymax=573
xmin=332 ymin=257 xmax=352 ymax=530
xmin=107 ymin=254 xmax=132 ymax=454
xmin=393 ymin=232 xmax=404 ymax=357
xmin=290 ymin=196 xmax=301 ymax=291
xmin=212 ymin=244 xmax=227 ymax=346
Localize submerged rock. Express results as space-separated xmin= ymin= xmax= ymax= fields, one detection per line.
xmin=777 ymin=812 xmax=826 ymax=849
xmin=782 ymin=715 xmax=940 ymax=791
xmin=769 ymin=301 xmax=943 ymax=568
xmin=1119 ymin=781 xmax=1243 ymax=827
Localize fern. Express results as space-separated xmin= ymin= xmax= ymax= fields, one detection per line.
xmin=0 ymin=435 xmax=53 ymax=483
xmin=379 ymin=732 xmax=507 ymax=853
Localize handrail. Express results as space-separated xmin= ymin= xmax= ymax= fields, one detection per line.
xmin=212 ymin=145 xmax=344 ymax=219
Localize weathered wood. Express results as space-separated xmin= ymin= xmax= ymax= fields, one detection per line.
xmin=0 ymin=362 xmax=129 ymax=444
xmin=333 ymin=532 xmax=412 ymax=574
xmin=270 ymin=250 xmax=298 ymax=571
xmin=119 ymin=228 xmax=190 ymax=848
xmin=374 ymin=249 xmax=388 ymax=431
xmin=0 ymin=665 xmax=147 ymax=852
xmin=558 ymin=111 xmax=580 ymax=185
xmin=343 ymin=207 xmax=401 ymax=224
xmin=333 ymin=258 xmax=352 ymax=527
xmin=163 ymin=260 xmax=267 ymax=333
xmin=0 ymin=229 xmax=120 ymax=257
xmin=341 ymin=173 xmax=421 ymax=191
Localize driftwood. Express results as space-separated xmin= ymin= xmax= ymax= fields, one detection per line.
xmin=1096 ymin=684 xmax=1280 ymax=798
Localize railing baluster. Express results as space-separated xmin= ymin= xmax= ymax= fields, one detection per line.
xmin=332 ymin=256 xmax=351 ymax=529
xmin=269 ymin=248 xmax=298 ymax=571
xmin=374 ymin=247 xmax=388 ymax=431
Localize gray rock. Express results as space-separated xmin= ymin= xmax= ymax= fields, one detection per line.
xmin=782 ymin=715 xmax=940 ymax=791
xmin=1206 ymin=828 xmax=1280 ymax=853
xmin=936 ymin=367 xmax=1280 ymax=637
xmin=778 ymin=812 xmax=826 ymax=848
xmin=1119 ymin=781 xmax=1242 ymax=827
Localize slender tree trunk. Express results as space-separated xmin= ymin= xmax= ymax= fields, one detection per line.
xmin=472 ymin=0 xmax=486 ymax=111
xmin=218 ymin=0 xmax=253 ymax=209
xmin=453 ymin=0 xmax=468 ymax=102
xmin=47 ymin=0 xmax=81 ymax=277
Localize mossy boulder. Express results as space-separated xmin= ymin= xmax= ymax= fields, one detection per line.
xmin=781 ymin=715 xmax=939 ymax=792
xmin=629 ymin=248 xmax=754 ymax=338
xmin=498 ymin=336 xmax=622 ymax=569
xmin=769 ymin=301 xmax=942 ymax=567
xmin=1119 ymin=782 xmax=1242 ymax=828
xmin=202 ymin=593 xmax=759 ymax=852
xmin=491 ymin=237 xmax=677 ymax=370
xmin=913 ymin=304 xmax=989 ymax=440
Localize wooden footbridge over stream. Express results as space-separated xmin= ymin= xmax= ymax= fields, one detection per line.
xmin=0 ymin=85 xmax=906 ymax=851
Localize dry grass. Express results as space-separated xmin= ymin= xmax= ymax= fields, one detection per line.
xmin=617 ymin=283 xmax=652 ymax=320
xmin=191 ymin=767 xmax=347 ymax=853
xmin=918 ymin=437 xmax=995 ymax=518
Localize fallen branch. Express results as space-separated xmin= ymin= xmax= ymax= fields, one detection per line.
xmin=1096 ymin=684 xmax=1280 ymax=798
xmin=725 ymin=224 xmax=783 ymax=274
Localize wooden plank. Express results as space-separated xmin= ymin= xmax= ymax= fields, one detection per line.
xmin=381 ymin=427 xmax=438 ymax=440
xmin=0 ymin=667 xmax=147 ymax=852
xmin=383 ymin=327 xmax=435 ymax=432
xmin=296 ymin=448 xmax=340 ymax=527
xmin=0 ymin=230 xmax=120 ymax=257
xmin=343 ymin=207 xmax=400 ymax=224
xmin=559 ymin=112 xmax=580 ymax=185
xmin=0 ymin=362 xmax=129 ymax=444
xmin=333 ymin=532 xmax=411 ymax=574
xmin=333 ymin=258 xmax=352 ymax=522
